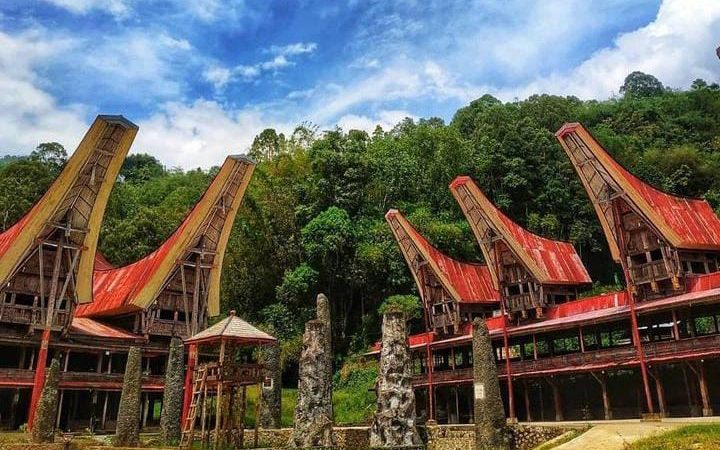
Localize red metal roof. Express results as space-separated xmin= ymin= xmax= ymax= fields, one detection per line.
xmin=94 ymin=252 xmax=114 ymax=271
xmin=70 ymin=317 xmax=142 ymax=341
xmin=450 ymin=176 xmax=591 ymax=285
xmin=557 ymin=123 xmax=720 ymax=251
xmin=386 ymin=209 xmax=500 ymax=304
xmin=77 ymin=219 xmax=190 ymax=317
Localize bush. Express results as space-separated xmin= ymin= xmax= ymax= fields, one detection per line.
xmin=378 ymin=294 xmax=422 ymax=320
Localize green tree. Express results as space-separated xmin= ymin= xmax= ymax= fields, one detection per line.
xmin=620 ymin=71 xmax=665 ymax=99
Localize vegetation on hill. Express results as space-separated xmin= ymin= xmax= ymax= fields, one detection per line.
xmin=1 ymin=72 xmax=720 ymax=378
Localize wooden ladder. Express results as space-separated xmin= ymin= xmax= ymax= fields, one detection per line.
xmin=180 ymin=365 xmax=208 ymax=449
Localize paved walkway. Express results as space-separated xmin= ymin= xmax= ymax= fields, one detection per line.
xmin=552 ymin=422 xmax=677 ymax=450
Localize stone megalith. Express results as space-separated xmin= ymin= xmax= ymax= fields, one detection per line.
xmin=259 ymin=341 xmax=282 ymax=428
xmin=160 ymin=337 xmax=184 ymax=444
xmin=472 ymin=318 xmax=509 ymax=450
xmin=31 ymin=358 xmax=60 ymax=443
xmin=116 ymin=346 xmax=142 ymax=447
xmin=369 ymin=311 xmax=420 ymax=448
xmin=290 ymin=320 xmax=334 ymax=448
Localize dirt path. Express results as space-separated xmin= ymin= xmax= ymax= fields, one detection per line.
xmin=552 ymin=422 xmax=679 ymax=450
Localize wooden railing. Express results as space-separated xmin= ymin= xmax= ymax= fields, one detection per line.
xmin=0 ymin=304 xmax=69 ymax=330
xmin=644 ymin=334 xmax=720 ymax=359
xmin=0 ymin=368 xmax=165 ymax=387
xmin=630 ymin=260 xmax=671 ymax=284
xmin=203 ymin=362 xmax=266 ymax=384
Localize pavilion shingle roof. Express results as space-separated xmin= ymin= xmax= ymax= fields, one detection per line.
xmin=185 ymin=311 xmax=276 ymax=345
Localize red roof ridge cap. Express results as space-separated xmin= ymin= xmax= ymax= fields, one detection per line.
xmin=555 ymin=122 xmax=581 ymax=138
xmin=449 ymin=175 xmax=472 ymax=189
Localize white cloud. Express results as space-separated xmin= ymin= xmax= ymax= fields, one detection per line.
xmin=81 ymin=31 xmax=195 ymax=103
xmin=335 ymin=110 xmax=415 ymax=133
xmin=0 ymin=28 xmax=87 ymax=153
xmin=268 ymin=42 xmax=317 ymax=56
xmin=133 ymin=100 xmax=293 ymax=168
xmin=493 ymin=0 xmax=720 ymax=100
xmin=44 ymin=0 xmax=130 ymax=18
xmin=204 ymin=41 xmax=317 ymax=90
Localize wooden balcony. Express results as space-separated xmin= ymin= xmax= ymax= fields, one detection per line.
xmin=644 ymin=334 xmax=720 ymax=360
xmin=630 ymin=260 xmax=672 ymax=285
xmin=0 ymin=304 xmax=69 ymax=330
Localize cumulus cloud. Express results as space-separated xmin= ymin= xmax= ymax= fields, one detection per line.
xmin=204 ymin=41 xmax=317 ymax=89
xmin=0 ymin=28 xmax=87 ymax=152
xmin=493 ymin=0 xmax=720 ymax=100
xmin=133 ymin=100 xmax=293 ymax=168
xmin=335 ymin=110 xmax=416 ymax=133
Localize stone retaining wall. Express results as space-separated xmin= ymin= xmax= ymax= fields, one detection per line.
xmin=242 ymin=423 xmax=569 ymax=449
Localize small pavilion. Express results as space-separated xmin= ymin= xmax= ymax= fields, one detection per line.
xmin=180 ymin=311 xmax=276 ymax=449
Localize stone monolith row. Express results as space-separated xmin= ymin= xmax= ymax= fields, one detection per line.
xmin=369 ymin=311 xmax=420 ymax=448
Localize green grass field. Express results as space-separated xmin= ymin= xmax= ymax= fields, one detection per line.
xmin=628 ymin=424 xmax=720 ymax=450
xmin=243 ymin=385 xmax=376 ymax=427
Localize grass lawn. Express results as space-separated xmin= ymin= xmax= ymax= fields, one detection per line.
xmin=628 ymin=424 xmax=720 ymax=450
xmin=243 ymin=385 xmax=375 ymax=427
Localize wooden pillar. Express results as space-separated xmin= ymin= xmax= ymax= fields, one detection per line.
xmin=547 ymin=378 xmax=563 ymax=421
xmin=101 ymin=391 xmax=109 ymax=430
xmin=28 ymin=328 xmax=51 ymax=430
xmin=142 ymin=392 xmax=150 ymax=428
xmin=591 ymin=372 xmax=612 ymax=420
xmin=182 ymin=343 xmax=199 ymax=423
xmin=649 ymin=368 xmax=666 ymax=417
xmin=254 ymin=381 xmax=262 ymax=447
xmin=523 ymin=379 xmax=532 ymax=422
xmin=671 ymin=309 xmax=680 ymax=340
xmin=698 ymin=361 xmax=713 ymax=417
xmin=681 ymin=364 xmax=698 ymax=416
xmin=56 ymin=390 xmax=65 ymax=430
xmin=213 ymin=340 xmax=226 ymax=450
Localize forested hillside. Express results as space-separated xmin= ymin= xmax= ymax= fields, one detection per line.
xmin=2 ymin=72 xmax=719 ymax=370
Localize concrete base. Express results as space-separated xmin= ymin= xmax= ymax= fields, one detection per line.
xmin=640 ymin=413 xmax=664 ymax=422
xmin=506 ymin=417 xmax=519 ymax=425
xmin=703 ymin=408 xmax=714 ymax=417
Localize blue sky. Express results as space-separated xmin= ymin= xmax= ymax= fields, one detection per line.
xmin=1 ymin=0 xmax=718 ymax=168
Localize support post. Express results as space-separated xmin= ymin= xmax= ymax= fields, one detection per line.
xmin=523 ymin=379 xmax=532 ymax=422
xmin=213 ymin=340 xmax=226 ymax=450
xmin=611 ymin=204 xmax=654 ymax=415
xmin=698 ymin=361 xmax=713 ymax=417
xmin=591 ymin=372 xmax=612 ymax=420
xmin=547 ymin=378 xmax=563 ymax=421
xmin=28 ymin=328 xmax=51 ymax=430
xmin=181 ymin=343 xmax=198 ymax=423
xmin=649 ymin=368 xmax=666 ymax=417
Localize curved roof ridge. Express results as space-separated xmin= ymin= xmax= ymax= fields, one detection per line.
xmin=76 ymin=155 xmax=255 ymax=318
xmin=385 ymin=208 xmax=500 ymax=304
xmin=450 ymin=176 xmax=591 ymax=285
xmin=556 ymin=123 xmax=720 ymax=253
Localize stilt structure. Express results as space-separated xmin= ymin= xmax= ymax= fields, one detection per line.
xmin=180 ymin=311 xmax=276 ymax=450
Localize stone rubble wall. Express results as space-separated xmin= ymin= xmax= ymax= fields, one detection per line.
xmin=241 ymin=424 xmax=569 ymax=449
